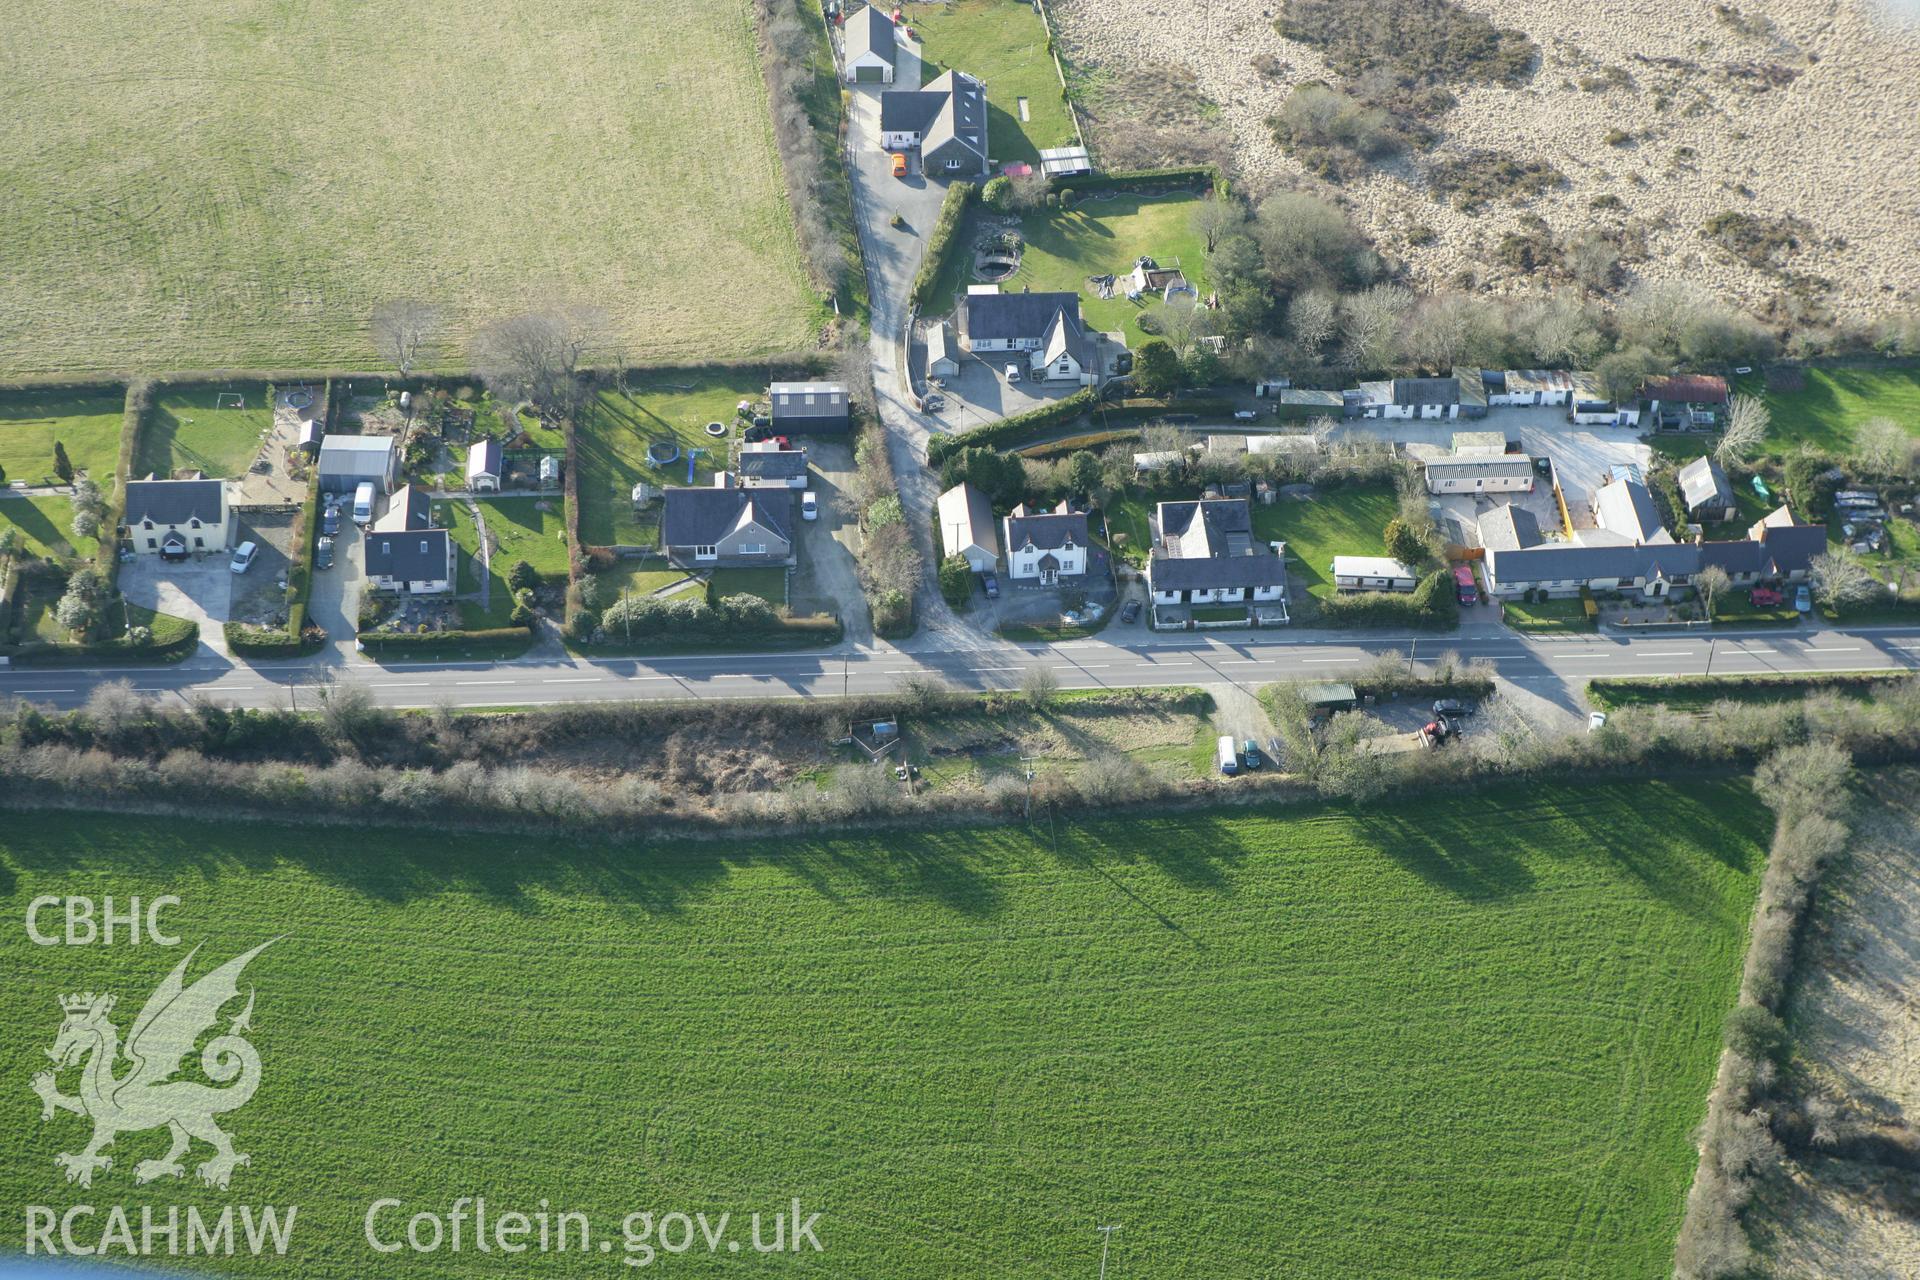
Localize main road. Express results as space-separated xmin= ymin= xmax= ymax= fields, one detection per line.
xmin=4 ymin=624 xmax=1916 ymax=713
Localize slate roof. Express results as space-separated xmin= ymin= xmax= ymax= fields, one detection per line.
xmin=365 ymin=529 xmax=451 ymax=582
xmin=880 ymin=71 xmax=988 ymax=164
xmin=1039 ymin=307 xmax=1094 ymax=371
xmin=1642 ymin=374 xmax=1730 ymax=405
xmin=124 ymin=479 xmax=224 ymax=528
xmin=1393 ymin=376 xmax=1461 ymax=406
xmin=768 ymin=382 xmax=849 ymax=423
xmin=1157 ymin=498 xmax=1254 ymax=559
xmin=1453 ymin=367 xmax=1490 ymax=411
xmin=1488 ymin=511 xmax=1827 ymax=586
xmin=959 ymin=290 xmax=1084 ymax=344
xmin=738 ymin=449 xmax=809 ymax=482
xmin=1004 ymin=501 xmax=1087 ymax=552
xmin=373 ymin=483 xmax=431 ymax=533
xmin=845 ymin=4 xmax=896 ymax=64
xmin=1149 ymin=552 xmax=1288 ymax=592
xmin=937 ymin=482 xmax=996 ymax=557
xmin=1592 ymin=478 xmax=1671 ymax=544
xmin=880 ymin=89 xmax=945 ymax=135
xmin=1678 ymin=456 xmax=1736 ymax=513
xmin=660 ymin=487 xmax=790 ymax=546
xmin=1477 ymin=503 xmax=1543 ymax=553
xmin=466 ymin=438 xmax=502 ymax=479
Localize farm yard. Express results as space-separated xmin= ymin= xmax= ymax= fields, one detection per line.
xmin=0 ymin=0 xmax=817 ymax=377
xmin=0 ymin=781 xmax=1762 ymax=1277
xmin=573 ymin=377 xmax=764 ymax=547
xmin=0 ymin=387 xmax=124 ymax=485
xmin=136 ymin=384 xmax=272 ymax=480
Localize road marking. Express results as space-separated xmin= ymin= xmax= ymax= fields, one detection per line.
xmin=373 ymin=682 xmax=431 ymax=689
xmin=1810 ymin=645 xmax=1860 ymax=652
xmin=1639 ymin=650 xmax=1694 ymax=657
xmin=456 ymin=680 xmax=515 ymax=686
xmin=1074 ymin=663 xmax=1110 ymax=669
xmin=1216 ymin=659 xmax=1262 ymax=665
xmin=542 ymin=677 xmax=602 ymax=684
xmin=630 ymin=675 xmax=674 ymax=681
xmin=968 ymin=666 xmax=1022 ymax=673
xmin=1553 ymin=653 xmax=1612 ymax=660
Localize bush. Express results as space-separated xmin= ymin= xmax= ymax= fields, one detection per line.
xmin=1044 ymin=166 xmax=1219 ymax=196
xmin=1428 ymin=151 xmax=1564 ymax=211
xmin=938 ymin=555 xmax=974 ymax=609
xmin=224 ymin=622 xmax=320 ymax=659
xmin=908 ymin=181 xmax=977 ymax=309
xmin=1316 ymin=571 xmax=1459 ymax=630
xmin=507 ymin=559 xmax=539 ymax=591
xmin=1724 ymin=1005 xmax=1790 ymax=1067
xmin=359 ymin=627 xmax=534 ymax=656
xmin=590 ymin=592 xmax=840 ymax=650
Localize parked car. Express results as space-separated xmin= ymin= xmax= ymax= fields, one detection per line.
xmin=1588 ymin=711 xmax=1608 ymax=733
xmin=351 ymin=481 xmax=376 ymax=526
xmin=890 ymin=152 xmax=908 ymax=179
xmin=1241 ymin=739 xmax=1264 ymax=770
xmin=801 ymin=490 xmax=818 ymax=521
xmin=228 ymin=541 xmax=259 ymax=574
xmin=1232 ymin=409 xmax=1258 ymax=421
xmin=1748 ymin=586 xmax=1782 ymax=607
xmin=981 ymin=570 xmax=999 ymax=600
xmin=1004 ymin=363 xmax=1021 ymax=383
xmin=321 ymin=503 xmax=341 ymax=536
xmin=1794 ymin=584 xmax=1812 ymax=614
xmin=315 ymin=536 xmax=335 ymax=570
xmin=1119 ymin=599 xmax=1141 ymax=624
xmin=1432 ymin=698 xmax=1474 ymax=719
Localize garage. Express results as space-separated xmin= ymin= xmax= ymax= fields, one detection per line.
xmin=855 ymin=64 xmax=887 ymax=83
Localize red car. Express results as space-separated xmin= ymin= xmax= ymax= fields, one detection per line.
xmin=1749 ymin=586 xmax=1783 ymax=607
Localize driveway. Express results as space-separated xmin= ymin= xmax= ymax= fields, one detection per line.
xmin=307 ymin=514 xmax=365 ymax=663
xmin=924 ymin=348 xmax=1084 ymax=434
xmin=788 ymin=441 xmax=872 ymax=644
xmin=119 ymin=550 xmax=233 ymax=657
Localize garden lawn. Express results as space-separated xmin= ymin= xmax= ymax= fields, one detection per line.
xmin=709 ymin=566 xmax=787 ymax=606
xmin=1734 ymin=361 xmax=1920 ymax=452
xmin=1504 ymin=596 xmax=1594 ymax=634
xmin=0 ymin=495 xmax=98 ymax=562
xmin=138 ymin=384 xmax=272 ymax=479
xmin=593 ymin=559 xmax=697 ymax=603
xmin=437 ymin=499 xmax=567 ymax=628
xmin=574 ymin=378 xmax=762 ymax=547
xmin=926 ymin=194 xmax=1213 ymax=335
xmin=1100 ymin=493 xmax=1152 ymax=565
xmin=0 ymin=780 xmax=1764 ymax=1277
xmin=908 ymin=0 xmax=1077 ymax=165
xmin=1253 ymin=486 xmax=1398 ymax=601
xmin=0 ymin=388 xmax=123 ymax=485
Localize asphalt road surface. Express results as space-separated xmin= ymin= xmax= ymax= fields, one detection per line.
xmin=4 ymin=625 xmax=1917 ymax=713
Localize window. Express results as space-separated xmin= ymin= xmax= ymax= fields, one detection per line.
xmin=694 ymin=545 xmax=717 ymax=560
xmin=142 ymin=519 xmax=153 ymax=530
xmin=742 ymin=543 xmax=765 ymax=556
xmin=193 ymin=537 xmax=203 ymax=549
xmin=145 ymin=538 xmax=156 ymax=550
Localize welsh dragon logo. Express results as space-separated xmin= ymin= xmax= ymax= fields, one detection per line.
xmin=30 ymin=941 xmax=275 ymax=1190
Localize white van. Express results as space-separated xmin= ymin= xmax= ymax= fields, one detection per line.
xmin=351 ymin=482 xmax=376 ymax=527
xmin=1216 ymin=735 xmax=1239 ymax=776
xmin=1004 ymin=363 xmax=1021 ymax=384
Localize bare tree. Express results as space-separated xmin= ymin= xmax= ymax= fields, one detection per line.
xmin=1192 ymin=197 xmax=1245 ymax=254
xmin=1287 ymin=288 xmax=1339 ymax=353
xmin=1716 ymin=394 xmax=1769 ymax=465
xmin=1694 ymin=564 xmax=1731 ymax=620
xmin=1008 ymin=170 xmax=1050 ymax=212
xmin=1855 ymin=416 xmax=1914 ymax=478
xmin=470 ymin=306 xmax=608 ymax=414
xmin=1308 ymin=415 xmax=1339 ymax=450
xmin=1519 ymin=294 xmax=1603 ymax=368
xmin=1402 ymin=293 xmax=1482 ymax=372
xmin=1019 ymin=664 xmax=1060 ymax=710
xmin=1809 ymin=550 xmax=1878 ymax=611
xmin=370 ymin=300 xmax=441 ymax=378
xmin=1341 ymin=284 xmax=1412 ymax=371
xmin=1142 ymin=295 xmax=1215 ymax=358
xmin=69 ymin=476 xmax=106 ymax=542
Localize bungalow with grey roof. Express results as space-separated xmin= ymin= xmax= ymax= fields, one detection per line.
xmin=879 ymin=70 xmax=988 ymax=176
xmin=1483 ymin=502 xmax=1824 ymax=599
xmin=956 ymin=290 xmax=1103 ymax=385
xmin=1146 ymin=498 xmax=1288 ymax=623
xmin=660 ymin=484 xmax=794 ymax=568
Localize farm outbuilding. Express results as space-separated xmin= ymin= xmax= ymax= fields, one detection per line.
xmin=317 ymin=434 xmax=398 ymax=495
xmin=843 ymin=4 xmax=897 ymax=83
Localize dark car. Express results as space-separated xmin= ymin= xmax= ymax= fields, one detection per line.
xmin=321 ymin=504 xmax=341 ymax=536
xmin=315 ymin=536 xmax=335 ymax=569
xmin=1120 ymin=599 xmax=1142 ymax=624
xmin=1241 ymin=739 xmax=1264 ymax=770
xmin=981 ymin=570 xmax=1000 ymax=600
xmin=1432 ymin=698 xmax=1474 ymax=719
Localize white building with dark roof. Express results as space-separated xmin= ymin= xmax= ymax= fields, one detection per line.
xmin=843 ymin=4 xmax=897 ymax=83
xmin=124 ymin=478 xmax=230 ymax=558
xmin=1002 ymin=501 xmax=1087 ymax=584
xmin=937 ymin=481 xmax=998 ymax=573
xmin=1146 ymin=498 xmax=1288 ymax=621
xmin=956 ymin=290 xmax=1103 ymax=385
xmin=879 ymin=70 xmax=988 ymax=175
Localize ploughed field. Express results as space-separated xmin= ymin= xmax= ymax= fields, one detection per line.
xmin=0 ymin=780 xmax=1764 ymax=1275
xmin=0 ymin=0 xmax=816 ymax=376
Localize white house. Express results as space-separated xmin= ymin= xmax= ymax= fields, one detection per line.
xmin=736 ymin=448 xmax=810 ymax=490
xmin=956 ymin=290 xmax=1101 ymax=385
xmin=318 ymin=434 xmax=399 ymax=495
xmin=937 ymin=481 xmax=998 ymax=573
xmin=1423 ymin=456 xmax=1536 ymax=495
xmin=843 ymin=4 xmax=897 ymax=84
xmin=123 ymin=478 xmax=230 ymax=558
xmin=1146 ymin=498 xmax=1288 ymax=622
xmin=879 ymin=71 xmax=989 ymax=175
xmin=466 ymin=439 xmax=503 ymax=493
xmin=1002 ymin=502 xmax=1088 ymax=584
xmin=927 ymin=322 xmax=959 ymax=378
xmin=1331 ymin=555 xmax=1419 ymax=593
xmin=364 ymin=486 xmax=453 ymax=595
xmin=1483 ymin=503 xmax=1826 ymax=599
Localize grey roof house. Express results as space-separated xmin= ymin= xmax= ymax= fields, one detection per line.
xmin=362 ymin=482 xmax=453 ymax=595
xmin=957 ymin=291 xmax=1104 ymax=384
xmin=1678 ymin=456 xmax=1738 ymax=523
xmin=768 ymin=382 xmax=850 ymax=432
xmin=124 ymin=478 xmax=231 ymax=557
xmin=937 ymin=481 xmax=998 ymax=573
xmin=878 ymin=71 xmax=989 ymax=175
xmin=1147 ymin=498 xmax=1288 ymax=615
xmin=736 ymin=448 xmax=810 ymax=489
xmin=843 ymin=4 xmax=897 ymax=83
xmin=1591 ymin=477 xmax=1672 ymax=545
xmin=1484 ymin=503 xmax=1825 ymax=598
xmin=660 ymin=486 xmax=795 ymax=568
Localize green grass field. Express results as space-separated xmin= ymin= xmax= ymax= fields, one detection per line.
xmin=0 ymin=495 xmax=99 ymax=562
xmin=1255 ymin=487 xmax=1398 ymax=601
xmin=574 ymin=379 xmax=761 ymax=547
xmin=0 ymin=782 xmax=1763 ymax=1277
xmin=0 ymin=0 xmax=816 ymax=376
xmin=908 ymin=0 xmax=1077 ymax=165
xmin=709 ymin=565 xmax=788 ymax=606
xmin=137 ymin=385 xmax=272 ymax=479
xmin=1734 ymin=362 xmax=1920 ymax=452
xmin=0 ymin=388 xmax=124 ymax=485
xmin=437 ymin=498 xmax=568 ymax=627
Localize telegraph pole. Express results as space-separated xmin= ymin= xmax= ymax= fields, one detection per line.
xmin=1095 ymin=1225 xmax=1121 ymax=1280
